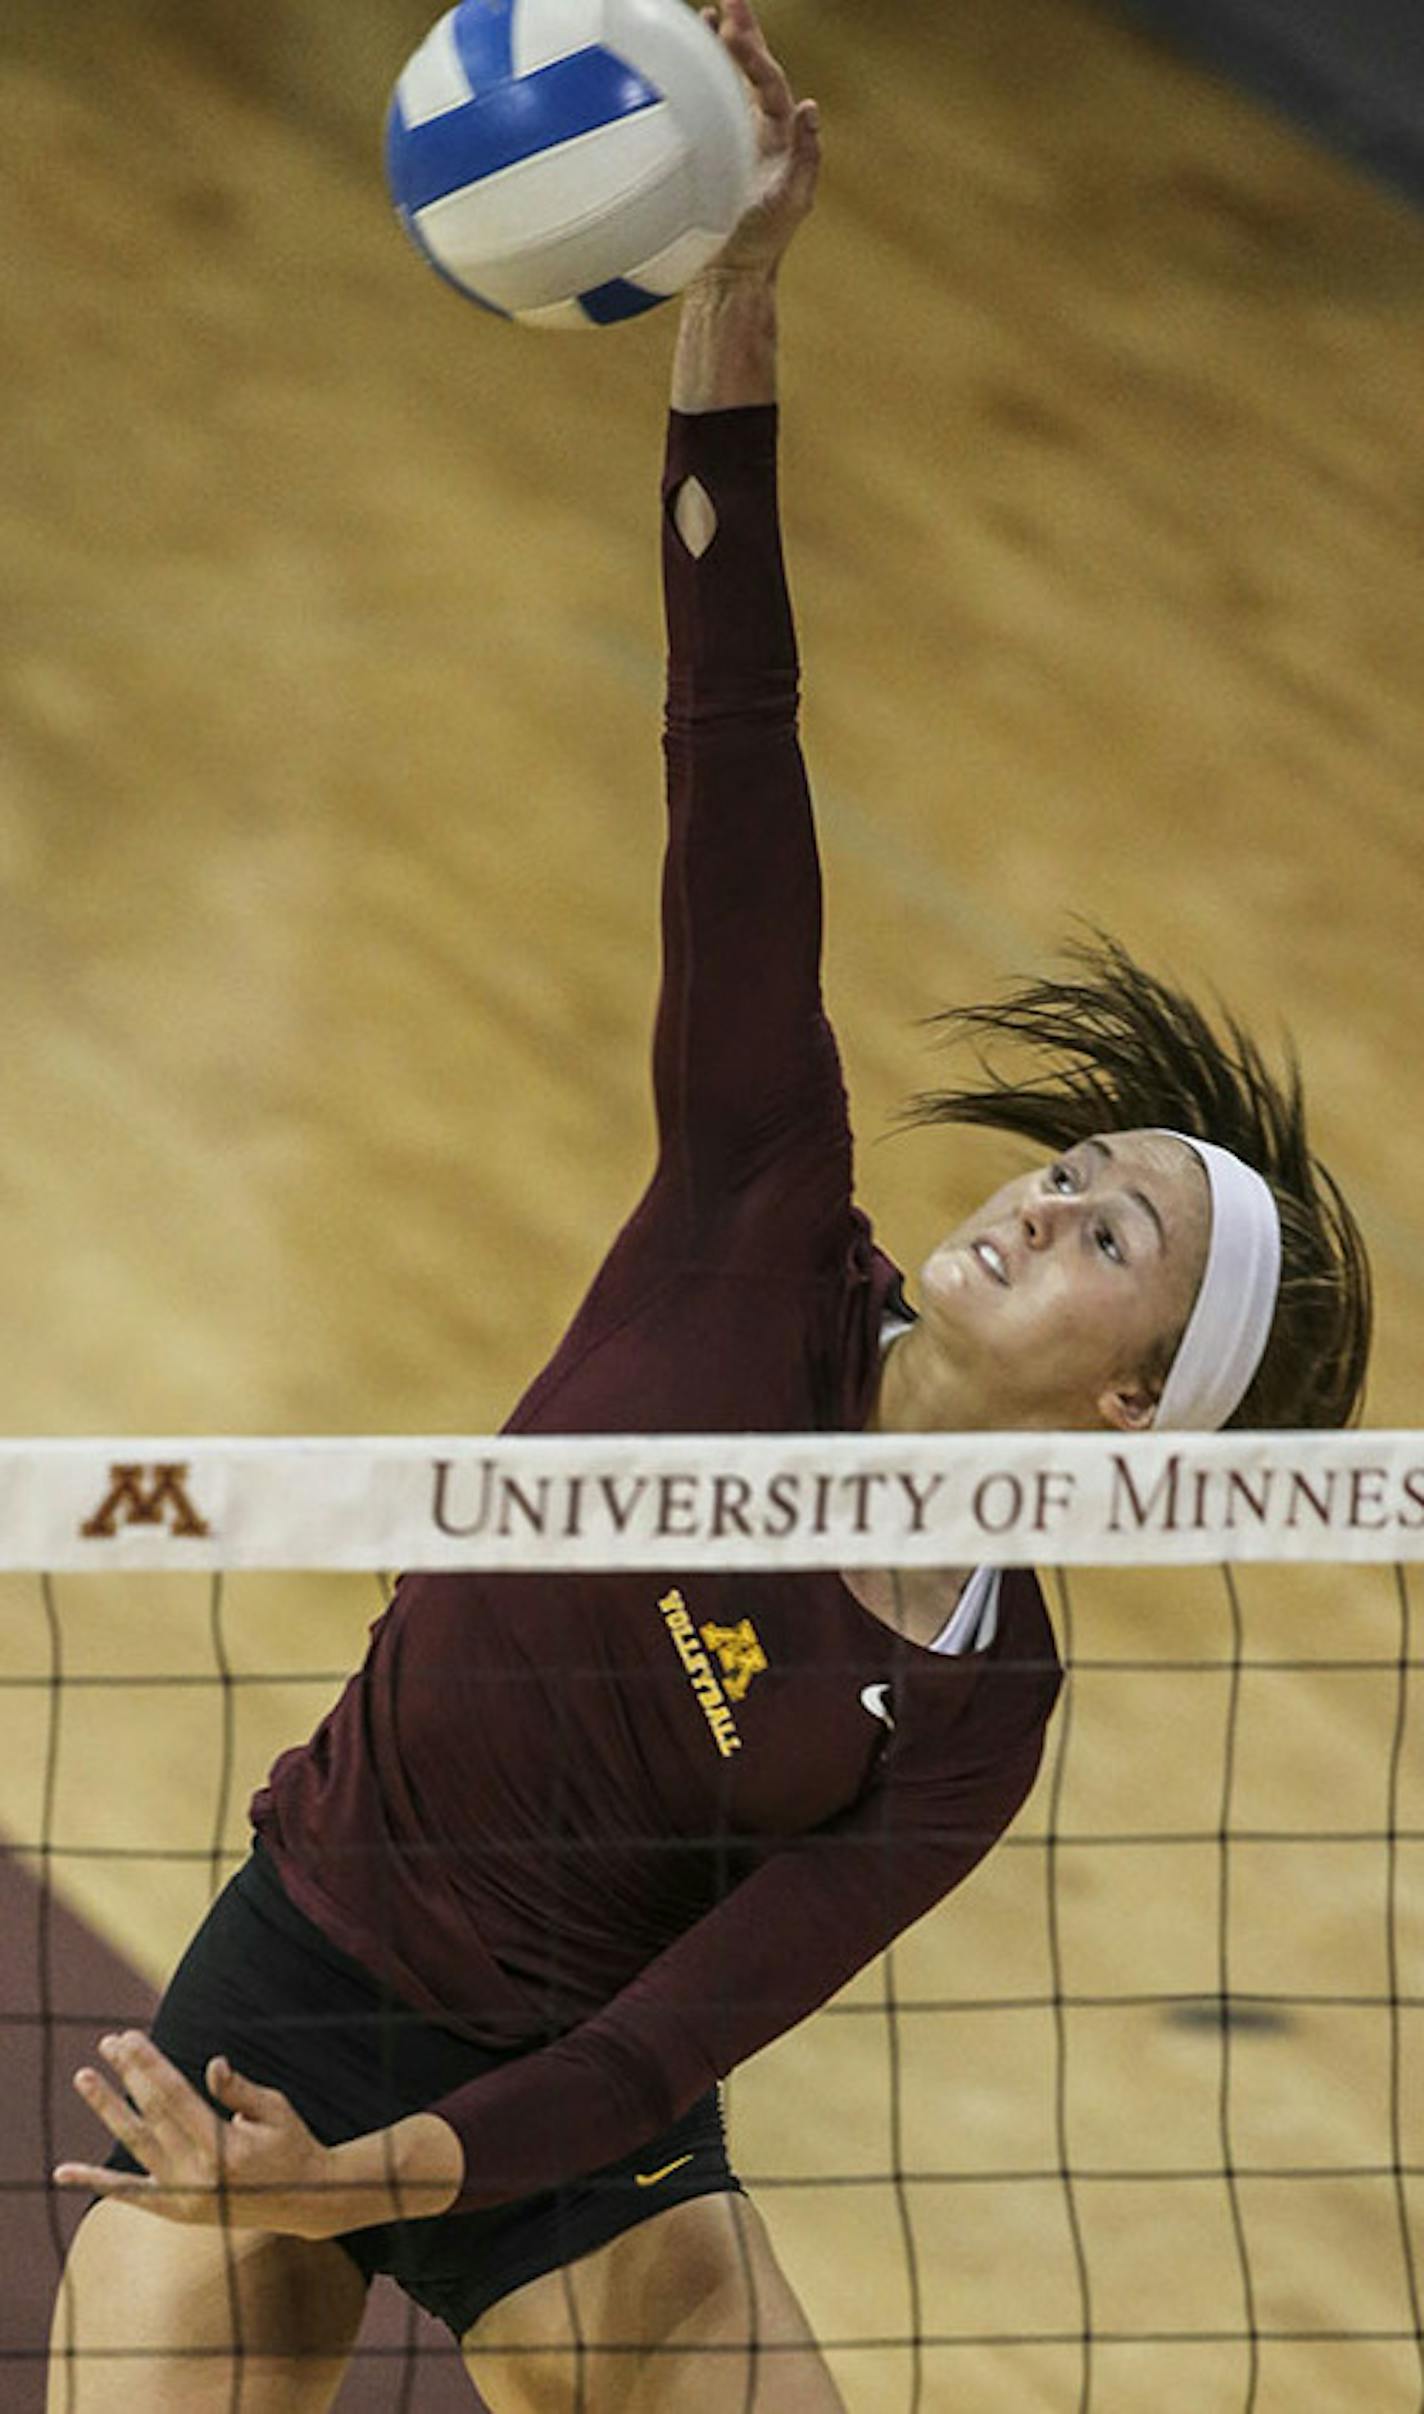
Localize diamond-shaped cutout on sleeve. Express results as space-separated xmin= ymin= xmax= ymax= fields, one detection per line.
xmin=673 ymin=475 xmax=718 ymax=560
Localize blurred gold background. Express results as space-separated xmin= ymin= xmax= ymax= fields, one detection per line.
xmin=2 ymin=0 xmax=1420 ymax=2404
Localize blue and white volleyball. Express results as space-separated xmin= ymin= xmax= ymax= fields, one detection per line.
xmin=386 ymin=0 xmax=758 ymax=328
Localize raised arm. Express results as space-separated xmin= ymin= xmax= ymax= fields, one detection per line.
xmin=650 ymin=9 xmax=832 ymax=1207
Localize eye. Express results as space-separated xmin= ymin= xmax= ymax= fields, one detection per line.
xmin=1094 ymin=1220 xmax=1125 ymax=1265
xmin=1046 ymin=1160 xmax=1078 ymax=1194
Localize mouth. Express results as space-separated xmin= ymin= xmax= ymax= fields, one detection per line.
xmin=971 ymin=1238 xmax=1010 ymax=1287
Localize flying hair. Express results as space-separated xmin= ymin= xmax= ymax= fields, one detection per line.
xmin=904 ymin=935 xmax=1372 ymax=1430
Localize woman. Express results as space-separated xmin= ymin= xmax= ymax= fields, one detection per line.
xmin=49 ymin=7 xmax=1370 ymax=2408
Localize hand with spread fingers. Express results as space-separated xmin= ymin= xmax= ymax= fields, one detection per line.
xmin=672 ymin=0 xmax=821 ymax=410
xmin=699 ymin=0 xmax=821 ymax=279
xmin=52 ymin=2032 xmax=338 ymax=2235
xmin=52 ymin=2030 xmax=464 ymax=2237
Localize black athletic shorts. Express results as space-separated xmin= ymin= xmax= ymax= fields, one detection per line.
xmin=105 ymin=1841 xmax=740 ymax=2337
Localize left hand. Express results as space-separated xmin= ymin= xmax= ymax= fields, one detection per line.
xmin=52 ymin=2031 xmax=341 ymax=2238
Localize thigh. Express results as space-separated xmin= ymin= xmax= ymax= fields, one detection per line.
xmin=47 ymin=2199 xmax=369 ymax=2414
xmin=463 ymin=2194 xmax=847 ymax=2414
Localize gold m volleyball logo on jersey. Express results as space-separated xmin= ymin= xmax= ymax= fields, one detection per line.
xmin=657 ymin=1591 xmax=766 ymax=1757
xmin=699 ymin=1619 xmax=768 ymax=1703
xmin=80 ymin=1464 xmax=212 ymax=1541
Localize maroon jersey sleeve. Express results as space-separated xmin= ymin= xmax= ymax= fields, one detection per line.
xmin=431 ymin=1651 xmax=1053 ymax=2209
xmin=503 ymin=400 xmax=860 ymax=1436
xmin=651 ymin=404 xmax=843 ymax=1211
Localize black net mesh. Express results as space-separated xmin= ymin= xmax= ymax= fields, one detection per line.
xmin=2 ymin=1554 xmax=1421 ymax=2410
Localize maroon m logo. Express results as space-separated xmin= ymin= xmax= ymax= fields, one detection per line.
xmin=80 ymin=1463 xmax=212 ymax=1541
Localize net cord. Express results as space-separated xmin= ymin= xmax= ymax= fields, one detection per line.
xmin=5 ymin=1430 xmax=1424 ymax=1571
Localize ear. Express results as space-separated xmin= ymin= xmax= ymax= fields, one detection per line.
xmin=1098 ymin=1380 xmax=1158 ymax=1432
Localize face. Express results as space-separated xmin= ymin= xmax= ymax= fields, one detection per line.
xmin=914 ymin=1131 xmax=1211 ymax=1432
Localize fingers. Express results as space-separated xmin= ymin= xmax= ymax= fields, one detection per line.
xmin=94 ymin=2030 xmax=166 ymax=2102
xmin=92 ymin=2032 xmax=206 ymax=2136
xmin=56 ymin=2035 xmax=172 ymax=2185
xmin=763 ymin=96 xmax=822 ymax=224
xmin=63 ymin=2031 xmax=223 ymax=2178
xmin=69 ymin=2055 xmax=148 ymax=2158
xmin=52 ymin=2158 xmax=220 ymax=2226
xmin=206 ymin=2056 xmax=292 ymax=2126
xmin=53 ymin=2032 xmax=316 ymax=2229
xmin=706 ymin=0 xmax=795 ymax=125
xmin=52 ymin=2161 xmax=159 ymax=2204
xmin=792 ymin=96 xmax=821 ymax=160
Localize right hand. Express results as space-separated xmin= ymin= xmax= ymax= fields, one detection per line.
xmin=52 ymin=2033 xmax=338 ymax=2236
xmin=696 ymin=0 xmax=822 ymax=281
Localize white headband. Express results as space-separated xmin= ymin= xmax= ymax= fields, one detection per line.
xmin=1153 ymin=1134 xmax=1282 ymax=1432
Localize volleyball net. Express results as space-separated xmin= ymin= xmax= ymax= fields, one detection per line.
xmin=4 ymin=1430 xmax=1422 ymax=2411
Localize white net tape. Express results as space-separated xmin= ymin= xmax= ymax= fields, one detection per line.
xmin=3 ymin=1430 xmax=1422 ymax=1570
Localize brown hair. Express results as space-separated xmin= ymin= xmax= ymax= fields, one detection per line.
xmin=905 ymin=935 xmax=1372 ymax=1429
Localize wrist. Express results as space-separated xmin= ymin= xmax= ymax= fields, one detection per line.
xmin=671 ymin=275 xmax=779 ymax=413
xmin=389 ymin=2112 xmax=464 ymax=2218
xmin=320 ymin=2114 xmax=464 ymax=2236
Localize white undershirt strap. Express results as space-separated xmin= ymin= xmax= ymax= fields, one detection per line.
xmin=880 ymin=1307 xmax=998 ymax=1654
xmin=929 ymin=1563 xmax=1001 ymax=1656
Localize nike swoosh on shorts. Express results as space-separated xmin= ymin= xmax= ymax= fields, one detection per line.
xmin=634 ymin=2152 xmax=696 ymax=2188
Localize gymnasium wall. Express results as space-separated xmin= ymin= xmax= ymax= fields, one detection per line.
xmin=1117 ymin=0 xmax=1424 ymax=202
xmin=19 ymin=0 xmax=1424 ymax=200
xmin=6 ymin=0 xmax=427 ymax=149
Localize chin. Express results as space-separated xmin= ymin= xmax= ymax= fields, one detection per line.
xmin=918 ymin=1241 xmax=972 ymax=1309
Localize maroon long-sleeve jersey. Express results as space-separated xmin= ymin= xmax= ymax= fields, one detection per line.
xmin=251 ymin=406 xmax=1062 ymax=2213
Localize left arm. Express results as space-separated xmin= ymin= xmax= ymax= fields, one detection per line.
xmin=56 ymin=1651 xmax=1054 ymax=2232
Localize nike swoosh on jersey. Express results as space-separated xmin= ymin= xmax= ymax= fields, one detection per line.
xmin=634 ymin=2152 xmax=695 ymax=2188
xmin=859 ymin=1683 xmax=895 ymax=1728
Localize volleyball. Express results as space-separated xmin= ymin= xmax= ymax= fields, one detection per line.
xmin=385 ymin=0 xmax=758 ymax=328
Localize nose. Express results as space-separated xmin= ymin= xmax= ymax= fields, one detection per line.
xmin=1021 ymin=1191 xmax=1078 ymax=1250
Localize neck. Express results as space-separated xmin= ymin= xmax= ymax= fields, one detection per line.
xmin=870 ymin=1320 xmax=990 ymax=1437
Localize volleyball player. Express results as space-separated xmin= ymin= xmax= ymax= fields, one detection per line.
xmin=48 ymin=5 xmax=1370 ymax=2408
